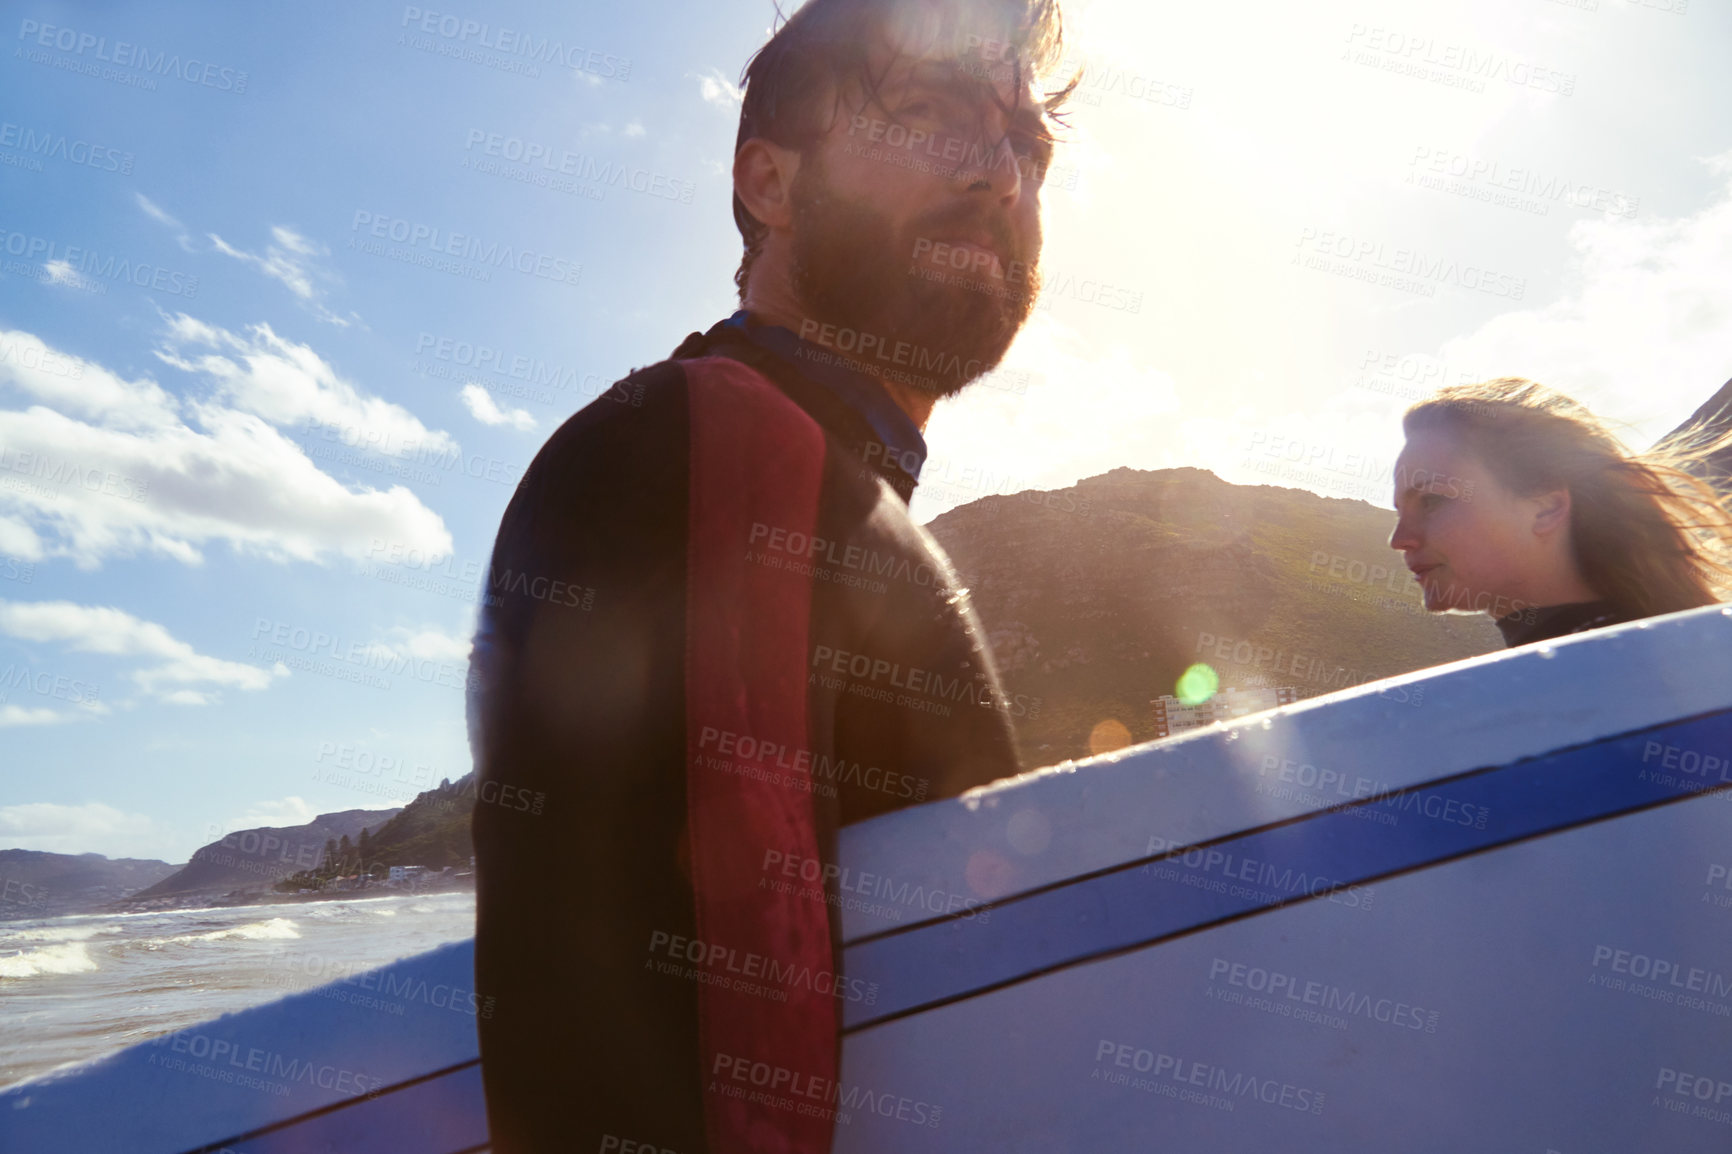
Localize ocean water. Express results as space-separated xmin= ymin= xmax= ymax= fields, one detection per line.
xmin=0 ymin=891 xmax=475 ymax=1088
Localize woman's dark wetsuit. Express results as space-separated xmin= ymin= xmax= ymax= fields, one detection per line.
xmin=1495 ymin=601 xmax=1626 ymax=648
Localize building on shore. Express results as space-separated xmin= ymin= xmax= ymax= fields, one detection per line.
xmin=1151 ymin=686 xmax=1300 ymax=739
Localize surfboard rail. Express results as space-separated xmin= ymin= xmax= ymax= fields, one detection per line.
xmin=7 ymin=604 xmax=1732 ymax=1152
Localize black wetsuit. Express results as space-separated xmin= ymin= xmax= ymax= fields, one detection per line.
xmin=1495 ymin=601 xmax=1625 ymax=647
xmin=466 ymin=316 xmax=1026 ymax=1153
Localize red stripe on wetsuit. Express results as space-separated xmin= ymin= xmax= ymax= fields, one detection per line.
xmin=683 ymin=357 xmax=837 ymax=1154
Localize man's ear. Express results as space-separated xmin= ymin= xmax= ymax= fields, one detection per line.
xmin=1531 ymin=487 xmax=1573 ymax=537
xmin=734 ymin=138 xmax=801 ymax=231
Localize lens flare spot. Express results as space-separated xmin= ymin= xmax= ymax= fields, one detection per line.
xmin=1175 ymin=663 xmax=1219 ymax=706
xmin=1088 ymin=718 xmax=1133 ymax=756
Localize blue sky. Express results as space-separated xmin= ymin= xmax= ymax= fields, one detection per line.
xmin=2 ymin=0 xmax=1729 ymax=861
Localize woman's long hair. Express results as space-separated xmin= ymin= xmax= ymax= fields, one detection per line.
xmin=1404 ymin=378 xmax=1732 ymax=620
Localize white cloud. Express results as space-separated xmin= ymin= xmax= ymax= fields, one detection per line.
xmin=135 ymin=194 xmax=355 ymax=325
xmin=135 ymin=193 xmax=194 ymax=250
xmin=0 ymin=801 xmax=168 ymax=857
xmin=41 ymin=260 xmax=98 ymax=293
xmin=623 ymin=120 xmax=646 ymax=138
xmin=459 ymin=384 xmax=537 ymax=431
xmin=208 ymin=227 xmax=358 ymax=327
xmin=223 ymin=796 xmax=316 ymax=832
xmin=697 ymin=68 xmax=743 ymax=107
xmin=0 ymin=599 xmax=285 ymax=704
xmin=158 ymin=315 xmax=457 ymax=457
xmin=0 ymin=703 xmax=74 ymax=728
xmin=364 ymin=624 xmax=473 ymax=668
xmin=0 ymin=326 xmax=453 ymax=568
xmin=1438 ymin=152 xmax=1732 ymax=445
xmin=0 ymin=328 xmax=179 ymax=429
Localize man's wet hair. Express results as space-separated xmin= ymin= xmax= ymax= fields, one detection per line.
xmin=730 ymin=0 xmax=1077 ymax=300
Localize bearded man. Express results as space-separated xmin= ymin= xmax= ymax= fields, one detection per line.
xmin=467 ymin=0 xmax=1072 ymax=1149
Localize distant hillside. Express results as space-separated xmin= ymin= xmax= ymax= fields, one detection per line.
xmin=0 ymin=850 xmax=178 ymax=918
xmin=132 ymin=808 xmax=398 ymax=901
xmin=360 ymin=774 xmax=476 ymax=870
xmin=1661 ymin=375 xmax=1732 ymax=486
xmin=928 ymin=467 xmax=1501 ymax=765
xmin=273 ymin=775 xmax=477 ymax=891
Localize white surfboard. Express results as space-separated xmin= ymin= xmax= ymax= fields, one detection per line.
xmin=6 ymin=604 xmax=1732 ymax=1152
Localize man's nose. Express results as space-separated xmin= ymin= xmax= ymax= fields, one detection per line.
xmin=958 ymin=124 xmax=1024 ymax=204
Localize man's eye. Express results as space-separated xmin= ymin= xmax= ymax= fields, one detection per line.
xmin=1420 ymin=493 xmax=1446 ymax=510
xmin=1013 ymin=134 xmax=1052 ymax=168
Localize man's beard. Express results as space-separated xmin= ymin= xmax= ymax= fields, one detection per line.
xmin=788 ymin=155 xmax=1039 ymax=398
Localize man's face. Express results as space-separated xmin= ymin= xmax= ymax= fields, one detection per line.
xmin=788 ymin=36 xmax=1053 ymax=397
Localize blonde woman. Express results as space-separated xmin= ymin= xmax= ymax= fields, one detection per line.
xmin=1389 ymin=378 xmax=1732 ymax=647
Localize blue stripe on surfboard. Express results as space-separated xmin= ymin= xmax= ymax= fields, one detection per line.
xmin=842 ymin=708 xmax=1732 ymax=1031
xmin=178 ymin=1060 xmax=484 ymax=1154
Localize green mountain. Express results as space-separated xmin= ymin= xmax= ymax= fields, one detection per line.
xmin=926 ymin=467 xmax=1500 ymax=765
xmin=359 ymin=774 xmax=477 ymax=870
xmin=271 ymin=775 xmax=478 ymax=891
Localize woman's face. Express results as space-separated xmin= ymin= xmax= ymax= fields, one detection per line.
xmin=1388 ymin=426 xmax=1559 ymax=617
